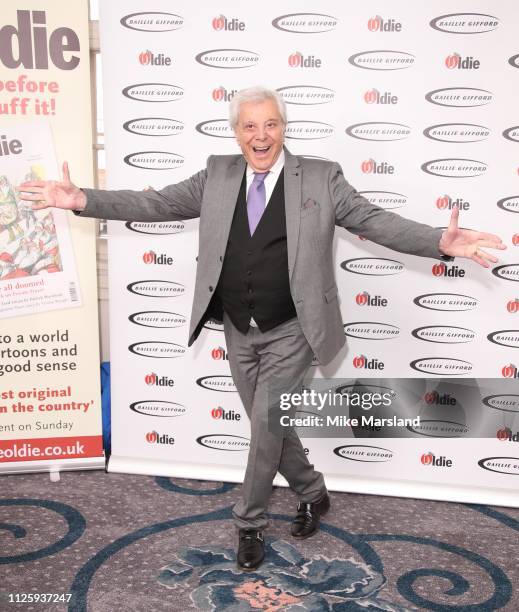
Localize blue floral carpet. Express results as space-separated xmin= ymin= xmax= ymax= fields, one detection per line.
xmin=1 ymin=471 xmax=518 ymax=611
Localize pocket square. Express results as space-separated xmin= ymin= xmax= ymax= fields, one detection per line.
xmin=301 ymin=198 xmax=318 ymax=210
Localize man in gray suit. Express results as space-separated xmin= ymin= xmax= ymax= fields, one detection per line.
xmin=20 ymin=86 xmax=504 ymax=571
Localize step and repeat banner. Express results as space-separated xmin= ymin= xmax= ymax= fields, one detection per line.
xmin=0 ymin=0 xmax=104 ymax=473
xmin=100 ymin=1 xmax=519 ymax=505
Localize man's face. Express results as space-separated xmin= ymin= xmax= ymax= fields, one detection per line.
xmin=234 ymin=99 xmax=285 ymax=172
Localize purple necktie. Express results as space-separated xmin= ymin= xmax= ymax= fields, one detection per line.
xmin=247 ymin=172 xmax=268 ymax=235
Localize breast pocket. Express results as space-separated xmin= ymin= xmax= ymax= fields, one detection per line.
xmin=300 ymin=198 xmax=320 ymax=217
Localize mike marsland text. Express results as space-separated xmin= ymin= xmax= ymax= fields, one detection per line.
xmin=279 ymin=415 xmax=421 ymax=428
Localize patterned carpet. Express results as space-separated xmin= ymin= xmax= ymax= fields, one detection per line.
xmin=1 ymin=470 xmax=518 ymax=611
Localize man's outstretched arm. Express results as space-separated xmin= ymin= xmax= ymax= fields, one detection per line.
xmin=18 ymin=160 xmax=208 ymax=222
xmin=329 ymin=162 xmax=505 ymax=267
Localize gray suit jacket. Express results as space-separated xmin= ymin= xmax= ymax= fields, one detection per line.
xmin=82 ymin=148 xmax=444 ymax=365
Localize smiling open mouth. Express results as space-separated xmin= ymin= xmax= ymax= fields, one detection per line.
xmin=253 ymin=146 xmax=271 ymax=154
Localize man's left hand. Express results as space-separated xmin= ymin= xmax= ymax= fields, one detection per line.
xmin=438 ymin=206 xmax=506 ymax=268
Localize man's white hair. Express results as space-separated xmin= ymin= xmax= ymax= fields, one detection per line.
xmin=229 ymin=86 xmax=287 ymax=129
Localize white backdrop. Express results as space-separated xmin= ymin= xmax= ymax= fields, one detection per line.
xmin=99 ymin=1 xmax=519 ymax=506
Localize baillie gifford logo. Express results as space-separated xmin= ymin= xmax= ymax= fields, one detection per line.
xmin=144 ymin=372 xmax=174 ymax=387
xmin=138 ymin=49 xmax=172 ymax=66
xmin=361 ymin=158 xmax=394 ymax=174
xmin=142 ymin=251 xmax=173 ymax=265
xmin=436 ymin=195 xmax=470 ymax=211
xmin=367 ymin=15 xmax=402 ymax=32
xmin=355 ymin=292 xmax=388 ymax=307
xmin=212 ymin=15 xmax=245 ymax=31
xmin=212 ymin=86 xmax=237 ymax=102
xmin=211 ymin=346 xmax=229 ymax=360
xmin=432 ymin=263 xmax=465 ymax=278
xmin=502 ymin=364 xmax=519 ymax=378
xmin=420 ymin=452 xmax=453 ymax=467
xmin=352 ymin=354 xmax=384 ymax=371
xmin=364 ymin=89 xmax=398 ymax=105
xmin=444 ymin=53 xmax=480 ymax=69
xmin=288 ymin=52 xmax=321 ymax=68
xmin=145 ymin=430 xmax=175 ymax=445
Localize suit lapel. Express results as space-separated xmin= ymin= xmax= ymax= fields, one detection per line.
xmin=284 ymin=149 xmax=302 ymax=281
xmin=218 ymin=156 xmax=246 ymax=251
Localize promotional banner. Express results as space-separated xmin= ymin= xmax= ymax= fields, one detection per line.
xmin=0 ymin=1 xmax=104 ymax=472
xmin=100 ymin=1 xmax=519 ymax=506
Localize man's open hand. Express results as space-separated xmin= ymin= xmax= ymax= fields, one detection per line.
xmin=17 ymin=161 xmax=87 ymax=211
xmin=438 ymin=206 xmax=506 ymax=267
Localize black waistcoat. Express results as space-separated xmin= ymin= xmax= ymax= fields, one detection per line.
xmin=215 ymin=169 xmax=297 ymax=333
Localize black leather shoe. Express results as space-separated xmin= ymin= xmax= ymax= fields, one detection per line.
xmin=237 ymin=529 xmax=264 ymax=571
xmin=291 ymin=493 xmax=330 ymax=539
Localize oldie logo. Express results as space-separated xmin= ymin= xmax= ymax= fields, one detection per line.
xmin=124 ymin=151 xmax=184 ymax=170
xmin=358 ymin=191 xmax=406 ymax=210
xmin=212 ymin=86 xmax=237 ymax=102
xmin=123 ymin=118 xmax=184 ymax=137
xmin=333 ymin=445 xmax=393 ymax=462
xmin=431 ymin=263 xmax=465 ymax=278
xmin=425 ymin=87 xmax=492 ymax=108
xmin=196 ymin=434 xmax=249 ymax=451
xmin=127 ymin=280 xmax=185 ymax=298
xmin=128 ymin=341 xmax=186 ymax=358
xmin=122 ymin=83 xmax=184 ymax=102
xmin=145 ymin=431 xmax=175 ymax=445
xmin=423 ymin=123 xmax=490 ymax=143
xmin=352 ymin=355 xmax=384 ymax=370
xmin=195 ymin=119 xmax=234 ymax=138
xmin=412 ymin=325 xmax=476 ymax=344
xmin=344 ymin=322 xmax=399 ymax=340
xmin=125 ymin=221 xmax=185 ymax=235
xmin=421 ymin=158 xmax=487 ymax=178
xmin=196 ymin=375 xmax=237 ymax=392
xmin=195 ymin=49 xmax=259 ymax=69
xmin=502 ymin=364 xmax=519 ymax=378
xmin=482 ymin=395 xmax=519 ymax=413
xmin=497 ymin=196 xmax=519 ymax=214
xmin=410 ymin=357 xmax=473 ymax=375
xmin=493 ymin=264 xmax=519 ymax=282
xmin=346 ymin=122 xmax=410 ymax=141
xmin=130 ymin=400 xmax=186 ymax=417
xmin=444 ymin=53 xmax=480 ymax=69
xmin=355 ymin=292 xmax=388 ymax=307
xmin=436 ymin=195 xmax=470 ymax=211
xmin=138 ymin=49 xmax=171 ymax=66
xmin=430 ymin=13 xmax=499 ymax=34
xmin=277 ymin=85 xmax=335 ymax=105
xmin=129 ymin=311 xmax=186 ymax=329
xmin=341 ymin=258 xmax=404 ymax=276
xmin=478 ymin=457 xmax=519 ymax=475
xmin=348 ymin=50 xmax=415 ymax=70
xmin=507 ymin=299 xmax=519 ymax=313
xmin=364 ymin=89 xmax=398 ymax=105
xmin=285 ymin=121 xmax=333 ymax=140
xmin=272 ymin=13 xmax=338 ymax=34
xmin=361 ymin=159 xmax=394 ymax=174
xmin=503 ymin=127 xmax=519 ymax=143
xmin=420 ymin=452 xmax=453 ymax=467
xmin=413 ymin=293 xmax=477 ymax=311
xmin=487 ymin=330 xmax=519 ymax=348
xmin=212 ymin=15 xmax=245 ymax=31
xmin=120 ymin=12 xmax=184 ymax=32
xmin=367 ymin=16 xmax=402 ymax=32
xmin=288 ymin=52 xmax=322 ymax=68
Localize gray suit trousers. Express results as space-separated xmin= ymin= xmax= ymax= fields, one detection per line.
xmin=224 ymin=313 xmax=326 ymax=530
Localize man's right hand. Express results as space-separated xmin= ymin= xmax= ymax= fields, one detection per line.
xmin=17 ymin=161 xmax=87 ymax=212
